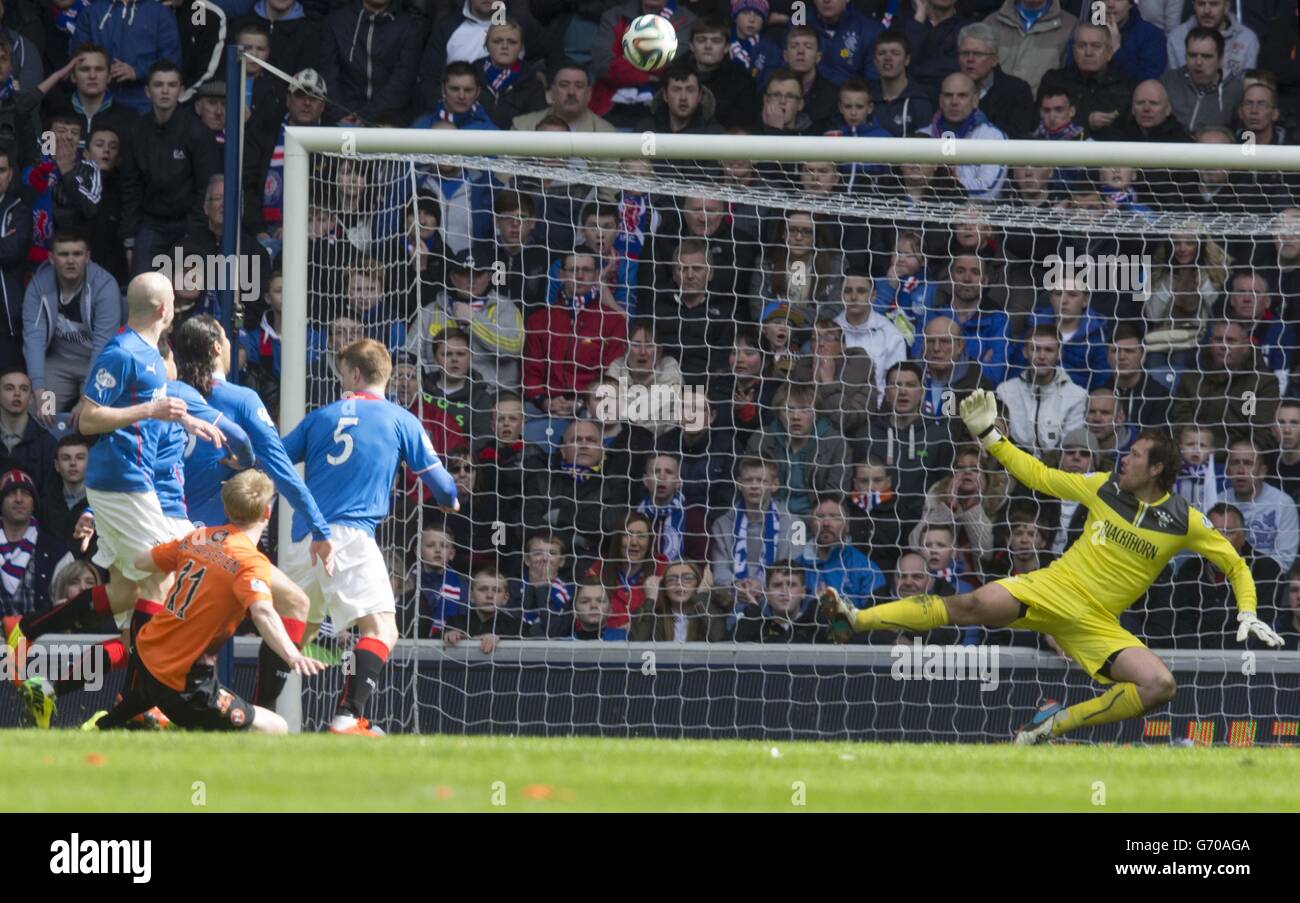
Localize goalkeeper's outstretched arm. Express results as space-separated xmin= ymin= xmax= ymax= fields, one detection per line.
xmin=959 ymin=389 xmax=1099 ymax=504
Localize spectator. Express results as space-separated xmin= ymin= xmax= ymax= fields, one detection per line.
xmin=910 ymin=519 xmax=977 ymax=591
xmin=0 ymin=0 xmax=41 ymax=89
xmin=1107 ymin=322 xmax=1173 ymax=430
xmin=688 ymin=17 xmax=758 ymax=129
xmin=511 ymin=62 xmax=615 ymax=132
xmin=746 ymin=381 xmax=851 ymax=516
xmin=606 ymin=319 xmax=684 ymax=439
xmin=443 ymin=564 xmax=525 ymax=654
xmin=835 ymin=271 xmax=908 ymax=406
xmin=1136 ymin=0 xmax=1182 ymax=33
xmin=919 ymin=315 xmax=996 ymax=424
xmin=710 ymin=456 xmax=797 ymax=592
xmin=1166 ymin=0 xmax=1258 ymax=80
xmin=591 ymin=509 xmax=659 ymax=630
xmin=174 ymin=175 xmax=270 ymax=325
xmin=246 ymin=68 xmax=327 ymax=255
xmin=1225 ymin=269 xmax=1294 ymax=393
xmin=413 ymin=125 xmax=496 ymax=255
xmin=475 ymin=20 xmax=547 ymax=130
xmin=756 ymin=67 xmax=813 ymax=139
xmin=590 ymin=0 xmax=698 ymax=128
xmin=1143 ymin=232 xmax=1228 ymax=371
xmin=1171 ymin=319 xmax=1280 ymax=452
xmin=580 ymin=375 xmax=655 ymax=485
xmin=920 ymin=72 xmax=1008 ymax=199
xmin=983 ymin=0 xmax=1077 ymax=93
xmin=1173 ymin=423 xmax=1224 ymax=511
xmin=1049 ymin=427 xmax=1099 ymax=553
xmin=412 ymin=60 xmax=498 ymax=130
xmin=808 ymin=0 xmax=881 ymax=86
xmin=638 ymin=194 xmax=756 ymax=316
xmin=1084 ymin=387 xmax=1133 ymax=469
xmin=870 ymin=31 xmax=934 ymax=137
xmin=796 ymin=494 xmax=886 ymax=607
xmin=22 ymin=230 xmax=123 ymax=416
xmin=512 ymin=529 xmax=573 ymax=634
xmin=728 ymin=0 xmax=779 ymax=83
xmin=1077 ymin=0 xmax=1163 ymax=85
xmin=871 ymin=230 xmax=935 ymax=343
xmin=1223 ymin=438 xmax=1299 ymax=570
xmin=539 ymin=577 xmax=627 ymax=641
xmin=1282 ymin=562 xmax=1300 ymax=650
xmin=988 ymin=504 xmax=1056 ymax=577
xmin=709 ymin=326 xmax=775 ymax=451
xmin=732 ymin=559 xmax=826 ymax=643
xmin=0 ymin=38 xmax=41 ymax=166
xmin=1041 ymin=22 xmax=1135 ymax=134
xmin=231 ymin=0 xmax=322 ymax=82
xmin=918 ymin=253 xmax=1013 ymax=386
xmin=36 ymin=433 xmax=88 ymax=556
xmin=788 ymin=321 xmax=873 ymax=435
xmin=916 ymin=445 xmax=1005 ymax=571
xmin=653 ymin=237 xmax=735 ymax=380
xmin=1152 ymin=501 xmax=1286 ymax=648
xmin=631 ymin=558 xmax=729 ymax=641
xmin=0 ymin=145 xmax=28 ymax=374
xmin=882 ymin=549 xmax=964 ymax=643
xmin=424 ymin=328 xmax=496 ymax=454
xmin=754 ymin=211 xmax=841 ymax=324
xmin=317 ymin=0 xmax=421 ymax=125
xmin=773 ymin=25 xmax=838 ymax=132
xmin=856 ymin=361 xmax=956 ymax=501
xmin=522 ymin=418 xmax=630 ymax=563
xmin=418 ymin=0 xmax=498 ymax=111
xmin=36 ymin=45 xmax=139 ymax=147
xmin=1030 ymin=84 xmax=1088 ymax=146
xmin=957 ymin=21 xmax=1035 ymax=138
xmin=1098 ymin=78 xmax=1190 ymax=141
xmin=408 ymin=522 xmax=466 ymax=636
xmin=1024 ymin=278 xmax=1111 ymax=389
xmin=406 ymin=246 xmax=523 ymax=390
xmin=1236 ymin=80 xmax=1289 ymax=147
xmin=1162 ymin=26 xmax=1244 ymax=133
xmin=71 ymin=0 xmax=180 ymax=114
xmin=490 ymin=190 xmax=549 ymax=309
xmin=996 ymin=324 xmax=1087 ymax=454
xmin=173 ymin=0 xmax=228 ymax=104
xmin=656 ymin=393 xmax=734 ymax=515
xmin=633 ymin=453 xmax=700 ymax=563
xmin=21 ymin=112 xmax=102 ymax=268
xmin=636 ymin=62 xmax=723 ymax=134
xmin=846 ymin=455 xmax=922 ymax=572
xmin=1272 ymin=401 xmax=1300 ymax=501
xmin=897 ymin=0 xmax=973 ymax=100
xmin=120 ymin=60 xmax=220 ymax=276
xmin=0 ymin=468 xmax=66 ymax=617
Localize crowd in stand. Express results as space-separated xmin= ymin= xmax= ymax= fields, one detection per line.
xmin=0 ymin=0 xmax=1298 ymax=653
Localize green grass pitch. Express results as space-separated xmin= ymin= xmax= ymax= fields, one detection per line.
xmin=2 ymin=732 xmax=1298 ymax=812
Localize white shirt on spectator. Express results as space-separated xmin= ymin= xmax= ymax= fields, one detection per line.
xmin=446 ymin=1 xmax=492 ymax=65
xmin=834 ymin=309 xmax=907 ymax=406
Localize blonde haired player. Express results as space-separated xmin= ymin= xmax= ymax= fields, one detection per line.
xmin=89 ymin=471 xmax=327 ymax=733
xmin=823 ymin=388 xmax=1282 ymax=743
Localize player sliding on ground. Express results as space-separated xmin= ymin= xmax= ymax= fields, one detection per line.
xmin=822 ymin=388 xmax=1284 ymax=744
xmin=89 ymin=470 xmax=327 ymax=733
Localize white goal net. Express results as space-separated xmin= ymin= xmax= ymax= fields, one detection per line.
xmin=280 ymin=129 xmax=1300 ymax=744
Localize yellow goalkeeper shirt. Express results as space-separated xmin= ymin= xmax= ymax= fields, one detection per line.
xmin=987 ymin=436 xmax=1257 ymax=617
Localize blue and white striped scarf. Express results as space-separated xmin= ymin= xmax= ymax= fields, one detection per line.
xmin=0 ymin=523 xmax=37 ymax=597
xmin=637 ymin=491 xmax=686 ymax=561
xmin=734 ymin=503 xmax=780 ymax=582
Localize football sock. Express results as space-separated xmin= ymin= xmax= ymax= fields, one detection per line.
xmin=254 ymin=618 xmax=306 ymax=708
xmin=120 ymin=600 xmax=161 ymax=696
xmin=21 ymin=585 xmax=112 ymax=640
xmin=53 ymin=639 xmax=128 ymax=698
xmin=851 ymin=594 xmax=950 ymax=633
xmin=1052 ymin=682 xmax=1145 ymax=737
xmin=336 ymin=637 xmax=389 ymax=718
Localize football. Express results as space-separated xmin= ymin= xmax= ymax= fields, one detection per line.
xmin=622 ymin=14 xmax=678 ymax=72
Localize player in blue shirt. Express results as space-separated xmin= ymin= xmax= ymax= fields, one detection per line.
xmin=281 ymin=338 xmax=458 ymax=735
xmin=173 ymin=315 xmax=335 ymax=708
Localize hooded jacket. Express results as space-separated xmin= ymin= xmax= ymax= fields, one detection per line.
xmin=733 ymin=595 xmax=825 ymax=644
xmin=318 ymin=0 xmax=422 ymax=123
xmin=120 ymin=105 xmax=221 ymax=236
xmin=637 ymin=82 xmax=724 ymax=134
xmin=1016 ymin=309 xmax=1112 ymax=390
xmin=235 ymin=0 xmax=322 ymax=79
xmin=745 ymin=417 xmax=851 ymax=517
xmin=0 ymin=185 xmax=29 ymax=372
xmin=995 ymin=365 xmax=1087 ymax=454
xmin=1170 ymin=345 xmax=1280 ymax=451
xmin=854 ymin=413 xmax=956 ymax=504
xmin=72 ymin=0 xmax=182 ymax=114
xmin=21 ymin=260 xmax=124 ymax=392
xmin=984 ymin=0 xmax=1078 ymax=93
xmin=479 ymin=57 xmax=548 ymax=130
xmin=1166 ymin=13 xmax=1259 ymax=79
xmin=1161 ymin=67 xmax=1244 ymax=134
xmin=870 ymin=78 xmax=933 ymax=137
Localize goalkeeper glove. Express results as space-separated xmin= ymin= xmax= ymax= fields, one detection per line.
xmin=1236 ymin=611 xmax=1283 ymax=648
xmin=959 ymin=389 xmax=1002 ymax=448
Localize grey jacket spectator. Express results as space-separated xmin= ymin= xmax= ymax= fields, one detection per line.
xmin=21 ymin=256 xmax=123 ymax=408
xmin=709 ymin=502 xmax=798 ymax=589
xmin=1166 ymin=10 xmax=1258 ymax=79
xmin=983 ymin=0 xmax=1078 ymax=93
xmin=318 ymin=0 xmax=423 ymax=123
xmin=745 ymin=419 xmax=851 ymax=517
xmin=1161 ymin=67 xmax=1244 ymax=133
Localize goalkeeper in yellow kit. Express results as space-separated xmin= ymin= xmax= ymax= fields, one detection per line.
xmin=823 ymin=389 xmax=1284 ymax=743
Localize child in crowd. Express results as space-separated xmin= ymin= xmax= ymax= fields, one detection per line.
xmin=444 ymin=565 xmax=524 ymax=654
xmin=409 ymin=524 xmax=467 ymax=637
xmin=1173 ymin=424 xmax=1225 ymax=512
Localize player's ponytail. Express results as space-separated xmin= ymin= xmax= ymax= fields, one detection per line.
xmin=175 ymin=315 xmax=225 ymax=397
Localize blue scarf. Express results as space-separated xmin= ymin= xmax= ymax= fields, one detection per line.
xmin=734 ymin=502 xmax=780 ymax=582
xmin=0 ymin=78 xmax=15 ymax=104
xmin=435 ymin=101 xmax=488 ymax=128
xmin=637 ymin=491 xmax=686 ymax=561
xmin=1032 ymin=119 xmax=1085 ymax=141
xmin=56 ymin=0 xmax=91 ymax=35
xmin=561 ymin=285 xmax=602 ymax=311
xmin=1016 ymin=0 xmax=1050 ymax=32
xmin=560 ymin=461 xmax=600 ymax=483
xmin=931 ymin=108 xmax=990 ymax=139
xmin=263 ymin=118 xmax=287 ymax=225
xmin=419 ymin=567 xmax=466 ymax=632
xmin=614 ymin=191 xmax=653 ymax=261
xmin=482 ymin=58 xmax=521 ymax=93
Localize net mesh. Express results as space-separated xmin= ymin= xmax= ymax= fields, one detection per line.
xmin=291 ymin=140 xmax=1300 ymax=740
